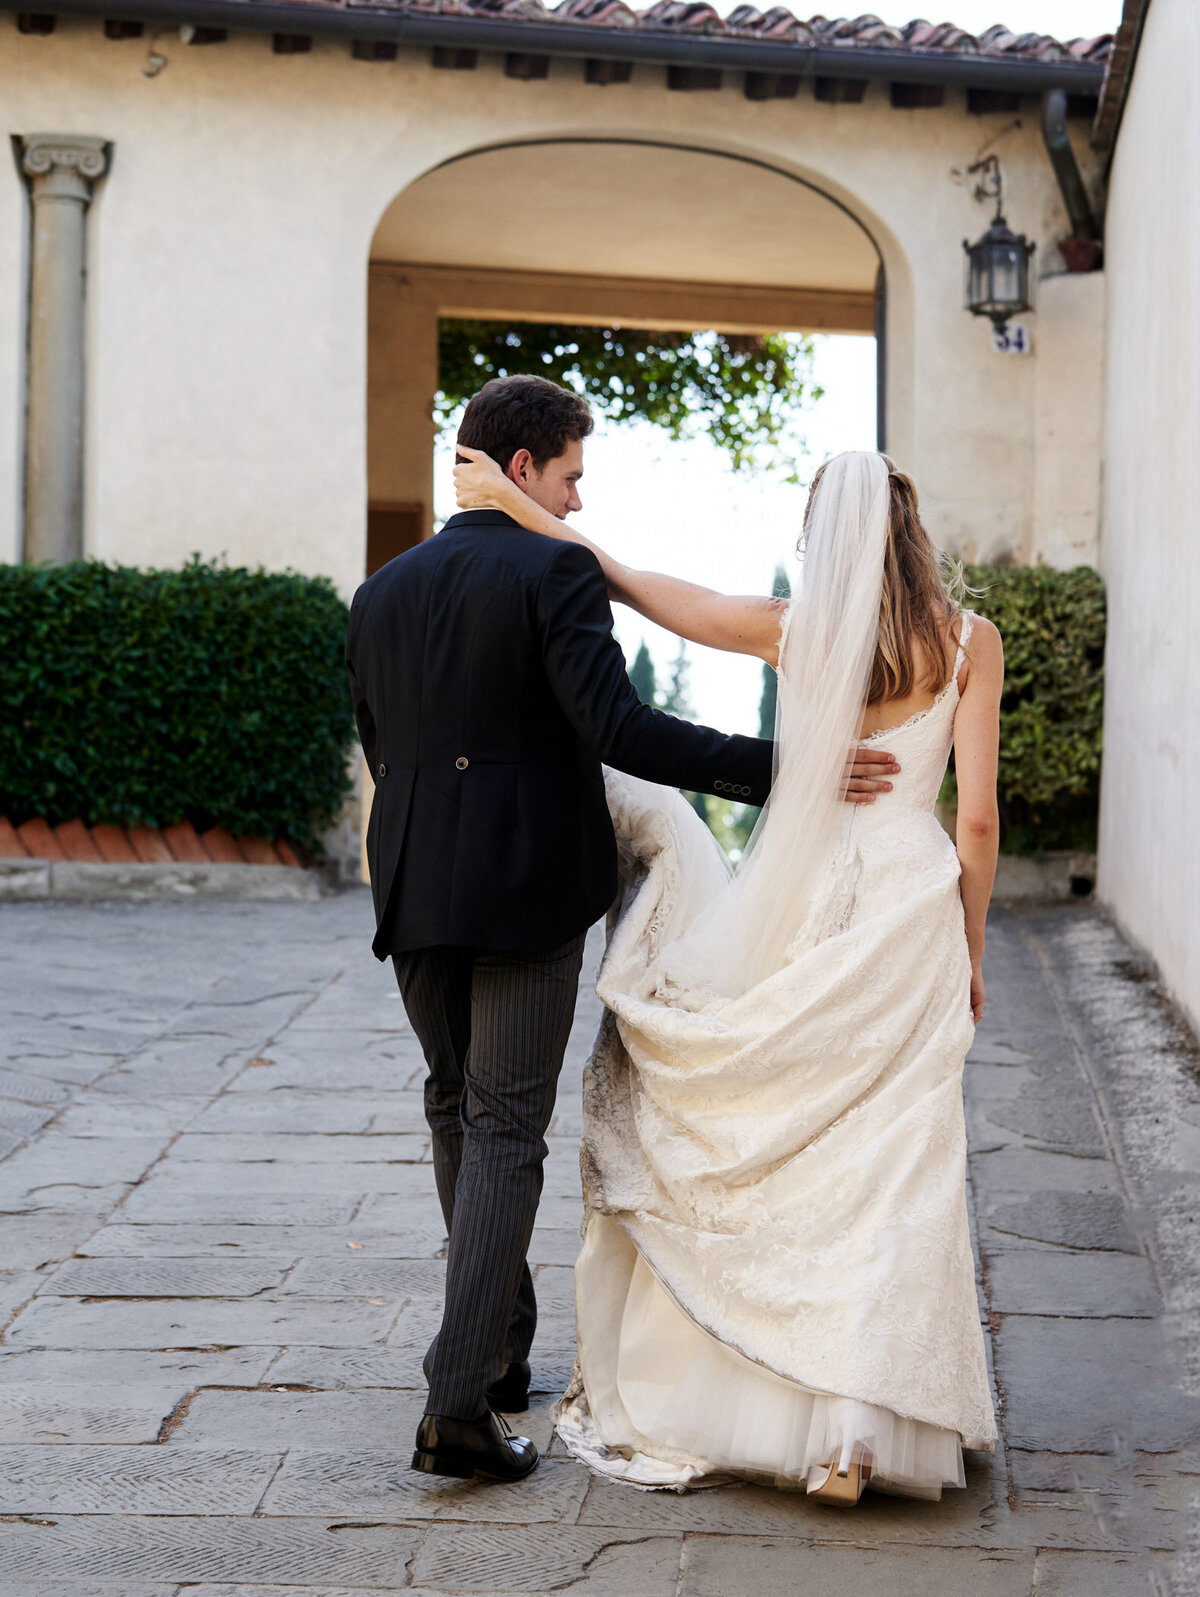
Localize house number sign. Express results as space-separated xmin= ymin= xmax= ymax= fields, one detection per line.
xmin=991 ymin=323 xmax=1033 ymax=355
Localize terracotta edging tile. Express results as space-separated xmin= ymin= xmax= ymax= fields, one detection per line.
xmin=54 ymin=818 xmax=104 ymax=863
xmin=3 ymin=815 xmax=309 ymax=874
xmin=91 ymin=823 xmax=139 ymax=864
xmin=239 ymin=835 xmax=282 ymax=867
xmin=127 ymin=825 xmax=174 ymax=864
xmin=0 ymin=818 xmax=31 ymax=859
xmin=17 ymin=818 xmax=66 ymax=861
xmin=199 ymin=826 xmax=247 ymax=864
xmin=162 ymin=822 xmax=208 ymax=863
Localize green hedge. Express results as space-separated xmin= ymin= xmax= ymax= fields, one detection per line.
xmin=0 ymin=559 xmax=356 ymax=847
xmin=950 ymin=563 xmax=1106 ymax=853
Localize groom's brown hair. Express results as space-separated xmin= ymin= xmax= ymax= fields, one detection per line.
xmin=457 ymin=375 xmax=593 ymax=473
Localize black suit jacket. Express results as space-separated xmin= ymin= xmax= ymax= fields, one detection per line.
xmin=345 ymin=510 xmax=774 ymax=957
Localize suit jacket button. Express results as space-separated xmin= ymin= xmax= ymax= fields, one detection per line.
xmin=455 ymin=757 xmax=469 ymax=771
xmin=377 ymin=762 xmax=387 ymax=778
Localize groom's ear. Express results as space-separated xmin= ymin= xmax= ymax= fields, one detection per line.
xmin=505 ymin=448 xmax=534 ymax=490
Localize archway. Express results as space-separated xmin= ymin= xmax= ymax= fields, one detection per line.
xmin=365 ymin=137 xmax=884 ymax=569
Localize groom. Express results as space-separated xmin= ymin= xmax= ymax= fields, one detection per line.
xmin=345 ymin=374 xmax=891 ymax=1483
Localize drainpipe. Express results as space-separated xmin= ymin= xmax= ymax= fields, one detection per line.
xmin=20 ymin=133 xmax=111 ymax=565
xmin=1041 ymin=90 xmax=1102 ymax=272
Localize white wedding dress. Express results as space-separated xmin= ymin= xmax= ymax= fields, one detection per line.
xmin=556 ymin=609 xmax=998 ymax=1499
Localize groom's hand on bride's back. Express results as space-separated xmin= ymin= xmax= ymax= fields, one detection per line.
xmin=843 ymin=748 xmax=899 ymax=803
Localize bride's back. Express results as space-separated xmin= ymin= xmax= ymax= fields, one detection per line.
xmin=856 ymin=616 xmax=962 ymax=740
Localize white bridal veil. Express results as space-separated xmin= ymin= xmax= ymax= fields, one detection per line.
xmin=651 ymin=449 xmax=891 ymax=1000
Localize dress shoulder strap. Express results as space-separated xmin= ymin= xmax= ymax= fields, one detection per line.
xmin=953 ymin=609 xmax=975 ymax=682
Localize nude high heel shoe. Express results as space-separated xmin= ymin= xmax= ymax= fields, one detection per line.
xmin=807 ymin=1452 xmax=871 ymax=1507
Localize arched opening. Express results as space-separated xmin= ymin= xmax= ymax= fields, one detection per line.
xmin=365 ymin=137 xmax=884 ymax=573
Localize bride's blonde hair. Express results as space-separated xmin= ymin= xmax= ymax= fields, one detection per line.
xmin=803 ymin=454 xmax=964 ymax=707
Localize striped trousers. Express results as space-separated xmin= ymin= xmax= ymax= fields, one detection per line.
xmin=392 ymin=934 xmax=587 ymax=1420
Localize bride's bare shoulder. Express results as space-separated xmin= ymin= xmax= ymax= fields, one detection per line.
xmin=955 ymin=613 xmax=1003 ymax=690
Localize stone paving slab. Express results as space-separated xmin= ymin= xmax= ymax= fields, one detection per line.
xmin=0 ymin=1383 xmax=185 ymax=1442
xmin=78 ymin=1220 xmax=449 ymax=1258
xmin=167 ymin=1132 xmax=431 ymax=1164
xmin=39 ymin=1257 xmax=291 ymax=1297
xmin=0 ymin=1518 xmax=418 ymax=1586
xmin=0 ymin=1444 xmax=282 ymax=1513
xmin=0 ymin=896 xmax=1196 ymax=1594
xmin=0 ymin=1347 xmax=278 ymax=1385
xmin=263 ymin=1450 xmax=589 ymax=1522
xmin=680 ymin=1539 xmax=1035 ymax=1595
xmin=984 ymin=1245 xmax=1159 ymax=1317
xmin=169 ymin=1388 xmax=561 ymax=1454
xmin=0 ymin=1583 xmax=177 ymax=1596
xmin=410 ymin=1525 xmax=683 ymax=1594
xmin=116 ymin=1190 xmax=362 ymax=1225
xmin=0 ymin=1104 xmax=57 ymax=1139
xmin=50 ymin=1094 xmax=208 ymax=1136
xmin=984 ymin=1188 xmax=1141 ymax=1253
xmin=996 ymin=1316 xmax=1200 ymax=1453
xmin=187 ymin=1091 xmax=401 ymax=1134
xmin=1032 ymin=1550 xmax=1162 ymax=1595
xmin=283 ymin=1259 xmax=446 ymax=1300
xmin=4 ymin=1297 xmax=398 ymax=1349
xmin=128 ymin=1160 xmax=433 ymax=1195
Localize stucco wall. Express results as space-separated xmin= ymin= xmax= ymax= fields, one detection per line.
xmin=1 ymin=18 xmax=1105 ymax=594
xmin=1098 ymin=0 xmax=1200 ymax=1031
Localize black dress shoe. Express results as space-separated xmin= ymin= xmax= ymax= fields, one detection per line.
xmin=412 ymin=1410 xmax=539 ymax=1481
xmin=486 ymin=1359 xmax=531 ymax=1413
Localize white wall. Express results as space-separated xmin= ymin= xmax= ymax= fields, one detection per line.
xmin=1 ymin=18 xmax=1106 ymax=593
xmin=1099 ymin=0 xmax=1200 ymax=1031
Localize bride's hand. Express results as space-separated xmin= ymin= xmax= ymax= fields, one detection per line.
xmin=453 ymin=445 xmax=520 ymax=515
xmin=453 ymin=444 xmax=590 ymax=549
xmin=970 ymin=959 xmax=985 ymax=1024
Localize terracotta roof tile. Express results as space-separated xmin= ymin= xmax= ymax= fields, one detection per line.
xmin=725 ymin=7 xmax=815 ymax=44
xmin=556 ymin=0 xmax=640 ymax=25
xmin=639 ymin=1 xmax=726 ymax=34
xmin=91 ymin=0 xmax=1114 ymax=69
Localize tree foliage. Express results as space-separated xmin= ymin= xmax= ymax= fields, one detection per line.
xmin=437 ymin=321 xmax=823 ymax=475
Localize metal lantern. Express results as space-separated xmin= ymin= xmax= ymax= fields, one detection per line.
xmin=962 ymin=155 xmax=1035 ymax=333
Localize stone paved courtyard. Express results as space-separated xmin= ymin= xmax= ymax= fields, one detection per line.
xmin=0 ymin=891 xmax=1196 ymax=1596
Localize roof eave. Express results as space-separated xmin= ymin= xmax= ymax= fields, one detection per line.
xmin=1091 ymin=0 xmax=1151 ymax=153
xmin=4 ymin=0 xmax=1109 ymax=93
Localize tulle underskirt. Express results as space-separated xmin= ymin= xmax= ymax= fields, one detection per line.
xmin=557 ymin=1218 xmax=966 ymax=1500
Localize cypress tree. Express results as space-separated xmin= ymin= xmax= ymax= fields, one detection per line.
xmin=757 ymin=566 xmax=792 ymax=740
xmin=660 ymin=640 xmax=695 ymax=719
xmin=629 ymin=639 xmax=658 ymax=707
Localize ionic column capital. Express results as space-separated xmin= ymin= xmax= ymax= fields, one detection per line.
xmin=21 ymin=133 xmax=110 ymax=204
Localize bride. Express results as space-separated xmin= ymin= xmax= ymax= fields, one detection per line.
xmin=454 ymin=444 xmax=1003 ymax=1504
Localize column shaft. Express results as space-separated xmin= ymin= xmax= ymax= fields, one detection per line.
xmin=20 ymin=134 xmax=110 ymax=565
